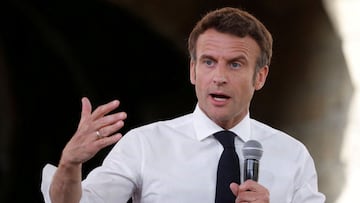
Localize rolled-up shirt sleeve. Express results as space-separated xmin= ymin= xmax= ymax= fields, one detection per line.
xmin=40 ymin=164 xmax=57 ymax=203
xmin=40 ymin=129 xmax=143 ymax=203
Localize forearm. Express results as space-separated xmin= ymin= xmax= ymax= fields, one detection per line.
xmin=49 ymin=162 xmax=82 ymax=203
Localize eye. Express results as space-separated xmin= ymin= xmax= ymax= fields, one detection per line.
xmin=230 ymin=62 xmax=241 ymax=69
xmin=203 ymin=59 xmax=215 ymax=67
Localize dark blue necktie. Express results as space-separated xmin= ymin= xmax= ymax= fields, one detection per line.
xmin=214 ymin=130 xmax=240 ymax=203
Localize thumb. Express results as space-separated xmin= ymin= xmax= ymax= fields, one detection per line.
xmin=79 ymin=97 xmax=92 ymax=124
xmin=230 ymin=182 xmax=239 ymax=196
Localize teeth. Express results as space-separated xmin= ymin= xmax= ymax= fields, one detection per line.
xmin=214 ymin=97 xmax=227 ymax=101
xmin=210 ymin=94 xmax=229 ymax=101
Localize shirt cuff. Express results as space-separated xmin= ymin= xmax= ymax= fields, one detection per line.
xmin=40 ymin=164 xmax=58 ymax=203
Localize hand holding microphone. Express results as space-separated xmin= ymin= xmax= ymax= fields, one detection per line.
xmin=230 ymin=140 xmax=269 ymax=202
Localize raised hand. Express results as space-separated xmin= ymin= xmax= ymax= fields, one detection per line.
xmin=60 ymin=97 xmax=127 ymax=166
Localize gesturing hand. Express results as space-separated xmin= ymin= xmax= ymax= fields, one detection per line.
xmin=60 ymin=97 xmax=127 ymax=166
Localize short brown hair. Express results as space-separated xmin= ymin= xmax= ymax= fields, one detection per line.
xmin=188 ymin=7 xmax=273 ymax=70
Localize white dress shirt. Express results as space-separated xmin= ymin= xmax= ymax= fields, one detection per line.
xmin=41 ymin=104 xmax=326 ymax=203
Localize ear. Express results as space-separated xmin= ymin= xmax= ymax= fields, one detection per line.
xmin=190 ymin=59 xmax=196 ymax=85
xmin=254 ymin=65 xmax=269 ymax=90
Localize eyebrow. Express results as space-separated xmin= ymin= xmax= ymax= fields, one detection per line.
xmin=199 ymin=54 xmax=248 ymax=62
xmin=198 ymin=54 xmax=214 ymax=60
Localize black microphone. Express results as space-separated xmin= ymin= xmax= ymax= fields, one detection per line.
xmin=242 ymin=140 xmax=263 ymax=182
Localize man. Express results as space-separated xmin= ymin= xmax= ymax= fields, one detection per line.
xmin=41 ymin=7 xmax=326 ymax=203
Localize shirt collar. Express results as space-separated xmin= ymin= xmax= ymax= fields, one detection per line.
xmin=193 ymin=104 xmax=251 ymax=142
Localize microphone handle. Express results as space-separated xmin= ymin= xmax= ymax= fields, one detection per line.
xmin=244 ymin=159 xmax=259 ymax=182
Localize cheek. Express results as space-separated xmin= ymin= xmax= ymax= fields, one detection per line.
xmin=194 ymin=78 xmax=205 ymax=94
xmin=194 ymin=77 xmax=211 ymax=100
xmin=233 ymin=78 xmax=256 ymax=96
xmin=193 ymin=70 xmax=208 ymax=86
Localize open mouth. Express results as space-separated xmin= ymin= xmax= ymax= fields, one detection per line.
xmin=210 ymin=93 xmax=230 ymax=101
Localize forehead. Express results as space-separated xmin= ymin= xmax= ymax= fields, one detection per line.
xmin=196 ymin=29 xmax=260 ymax=60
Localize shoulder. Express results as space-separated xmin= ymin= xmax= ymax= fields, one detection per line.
xmin=124 ymin=112 xmax=193 ymax=138
xmin=250 ymin=118 xmax=309 ymax=153
xmin=115 ymin=112 xmax=195 ymax=152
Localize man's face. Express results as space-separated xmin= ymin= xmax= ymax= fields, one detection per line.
xmin=190 ymin=29 xmax=268 ymax=129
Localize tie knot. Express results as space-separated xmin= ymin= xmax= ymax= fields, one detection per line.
xmin=213 ymin=130 xmax=236 ymax=148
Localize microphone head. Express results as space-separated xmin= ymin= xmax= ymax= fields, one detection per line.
xmin=242 ymin=140 xmax=263 ymax=160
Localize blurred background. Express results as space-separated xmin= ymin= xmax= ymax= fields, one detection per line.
xmin=0 ymin=0 xmax=359 ymax=202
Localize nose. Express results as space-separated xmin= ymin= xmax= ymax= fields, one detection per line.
xmin=213 ymin=66 xmax=227 ymax=85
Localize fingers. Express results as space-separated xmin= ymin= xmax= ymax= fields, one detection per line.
xmin=94 ymin=112 xmax=127 ymax=132
xmin=234 ymin=180 xmax=270 ymax=203
xmin=91 ymin=99 xmax=120 ymax=121
xmin=230 ymin=182 xmax=239 ymax=196
xmin=78 ymin=97 xmax=124 ymax=132
xmin=61 ymin=97 xmax=127 ymax=165
xmin=238 ymin=180 xmax=258 ymax=192
xmin=79 ymin=97 xmax=120 ymax=126
xmin=94 ymin=132 xmax=123 ymax=149
xmin=81 ymin=98 xmax=126 ymax=144
xmin=95 ymin=117 xmax=126 ymax=139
